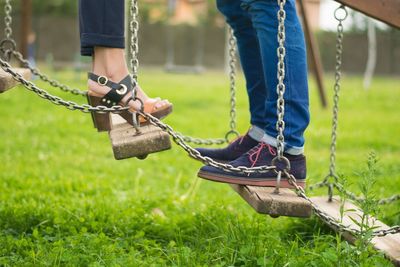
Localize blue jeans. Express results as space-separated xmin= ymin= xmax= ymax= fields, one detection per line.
xmin=217 ymin=0 xmax=310 ymax=155
xmin=79 ymin=0 xmax=125 ymax=56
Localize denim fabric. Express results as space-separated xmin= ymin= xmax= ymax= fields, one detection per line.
xmin=217 ymin=0 xmax=310 ymax=153
xmin=79 ymin=0 xmax=125 ymax=56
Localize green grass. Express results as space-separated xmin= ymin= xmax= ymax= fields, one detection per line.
xmin=0 ymin=67 xmax=399 ymax=266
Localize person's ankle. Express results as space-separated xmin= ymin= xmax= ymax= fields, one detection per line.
xmin=92 ymin=47 xmax=129 ymax=82
xmin=91 ymin=67 xmax=128 ymax=83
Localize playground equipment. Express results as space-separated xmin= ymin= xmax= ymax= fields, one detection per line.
xmin=0 ymin=0 xmax=399 ymax=264
xmin=109 ymin=114 xmax=171 ymax=160
xmin=0 ymin=67 xmax=30 ymax=92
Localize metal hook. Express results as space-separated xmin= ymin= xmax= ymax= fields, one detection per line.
xmin=274 ymin=171 xmax=282 ymax=194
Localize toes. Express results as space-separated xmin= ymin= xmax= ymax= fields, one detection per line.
xmin=154 ymin=102 xmax=165 ymax=109
xmin=153 ymin=99 xmax=169 ymax=109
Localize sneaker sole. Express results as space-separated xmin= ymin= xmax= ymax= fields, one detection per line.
xmin=197 ymin=170 xmax=305 ymax=189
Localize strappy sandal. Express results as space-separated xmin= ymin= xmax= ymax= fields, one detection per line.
xmin=86 ymin=73 xmax=173 ymax=132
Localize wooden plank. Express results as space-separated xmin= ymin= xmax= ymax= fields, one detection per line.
xmin=0 ymin=68 xmax=31 ymax=93
xmin=231 ymin=185 xmax=312 ymax=218
xmin=311 ymin=196 xmax=400 ymax=266
xmin=109 ymin=114 xmax=171 ymax=160
xmin=334 ymin=0 xmax=400 ymax=29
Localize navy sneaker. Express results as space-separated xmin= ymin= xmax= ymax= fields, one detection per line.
xmin=196 ymin=133 xmax=259 ymax=162
xmin=197 ymin=142 xmax=306 ymax=188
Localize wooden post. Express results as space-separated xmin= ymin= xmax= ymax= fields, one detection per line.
xmin=19 ymin=0 xmax=32 ymax=61
xmin=297 ymin=0 xmax=328 ymax=108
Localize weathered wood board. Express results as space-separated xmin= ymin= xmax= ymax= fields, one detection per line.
xmin=311 ymin=196 xmax=400 ymax=266
xmin=334 ymin=0 xmax=400 ymax=29
xmin=0 ymin=68 xmax=31 ymax=93
xmin=108 ymin=114 xmax=171 ymax=160
xmin=231 ymin=185 xmax=312 ymax=218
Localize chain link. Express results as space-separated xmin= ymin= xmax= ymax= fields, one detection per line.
xmin=227 ymin=26 xmax=239 ymax=140
xmin=129 ymin=0 xmax=139 ymax=87
xmin=322 ymin=5 xmax=348 ymax=200
xmin=0 ymin=58 xmax=128 ymax=113
xmin=1 ymin=0 xmax=15 ymax=61
xmin=333 ymin=183 xmax=400 ymax=205
xmin=307 ymin=181 xmax=400 ymax=206
xmin=4 ymin=0 xmax=12 ymax=40
xmin=11 ymin=50 xmax=87 ymax=95
xmin=275 ymin=0 xmax=287 ymax=160
xmin=286 ymin=173 xmax=400 ymax=237
xmin=138 ymin=110 xmax=278 ymax=174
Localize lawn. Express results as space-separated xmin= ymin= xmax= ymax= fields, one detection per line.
xmin=0 ymin=67 xmax=399 ymax=266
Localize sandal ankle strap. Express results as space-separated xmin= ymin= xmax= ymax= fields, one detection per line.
xmin=88 ymin=73 xmax=132 ymax=107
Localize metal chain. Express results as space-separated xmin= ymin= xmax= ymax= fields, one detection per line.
xmin=129 ymin=0 xmax=139 ymax=86
xmin=137 ymin=110 xmax=279 ymax=174
xmin=0 ymin=0 xmax=16 ymax=61
xmin=310 ymin=6 xmax=400 ymax=207
xmin=322 ymin=6 xmax=347 ymax=201
xmin=377 ymin=194 xmax=400 ymax=205
xmin=275 ymin=0 xmax=287 ymax=159
xmin=292 ymin=5 xmax=399 ymax=237
xmin=11 ymin=50 xmax=87 ymax=95
xmin=0 ymin=58 xmax=128 ymax=112
xmin=1 ymin=0 xmax=86 ymax=95
xmin=307 ymin=181 xmax=328 ymax=191
xmin=285 ymin=172 xmax=400 ymax=237
xmin=0 ymin=56 xmax=278 ymax=175
xmin=333 ymin=183 xmax=400 ymax=205
xmin=329 ymin=6 xmax=347 ymax=178
xmin=226 ymin=26 xmax=240 ymax=141
xmin=4 ymin=0 xmax=12 ymax=40
xmin=174 ymin=133 xmax=225 ymax=145
xmin=1 ymin=0 xmax=238 ymax=145
xmin=307 ymin=181 xmax=400 ymax=206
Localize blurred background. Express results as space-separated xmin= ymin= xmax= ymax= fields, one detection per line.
xmin=1 ymin=0 xmax=399 ymax=77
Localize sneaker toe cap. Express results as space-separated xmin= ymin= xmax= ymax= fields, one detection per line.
xmin=199 ymin=165 xmax=217 ymax=173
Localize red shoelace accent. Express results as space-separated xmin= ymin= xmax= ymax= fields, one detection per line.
xmin=230 ymin=135 xmax=245 ymax=145
xmin=248 ymin=143 xmax=277 ymax=168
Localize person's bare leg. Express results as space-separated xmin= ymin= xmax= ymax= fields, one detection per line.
xmin=88 ymin=47 xmax=169 ymax=110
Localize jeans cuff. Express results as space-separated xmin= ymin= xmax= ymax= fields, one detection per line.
xmin=261 ymin=133 xmax=304 ymax=155
xmin=248 ymin=125 xmax=264 ymax=142
xmin=81 ymin=33 xmax=125 ymax=51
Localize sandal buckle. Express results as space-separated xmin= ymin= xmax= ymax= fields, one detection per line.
xmin=97 ymin=76 xmax=108 ymax=86
xmin=116 ymin=84 xmax=128 ymax=95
